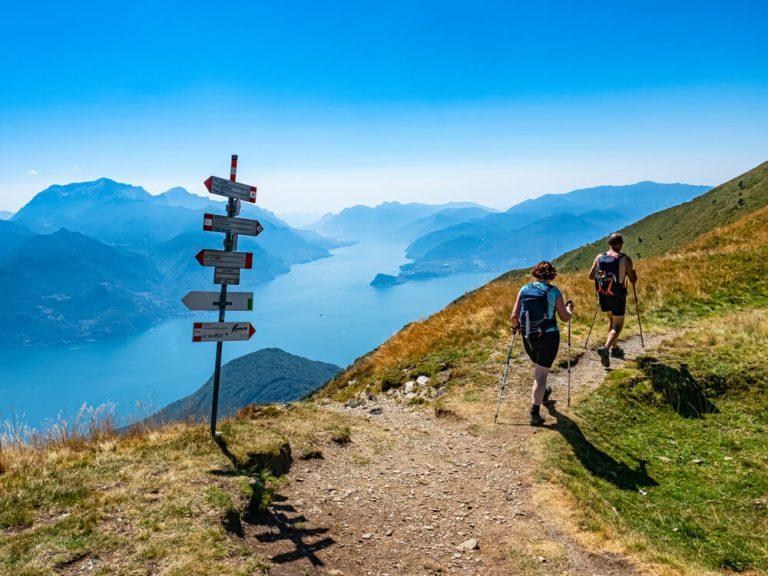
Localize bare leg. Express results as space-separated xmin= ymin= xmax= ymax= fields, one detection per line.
xmin=531 ymin=364 xmax=550 ymax=406
xmin=605 ymin=316 xmax=625 ymax=350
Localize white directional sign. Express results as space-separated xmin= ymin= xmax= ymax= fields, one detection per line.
xmin=196 ymin=249 xmax=253 ymax=269
xmin=203 ymin=213 xmax=264 ymax=237
xmin=205 ymin=176 xmax=257 ymax=203
xmin=182 ymin=291 xmax=254 ymax=311
xmin=214 ymin=267 xmax=240 ymax=285
xmin=193 ymin=322 xmax=256 ymax=342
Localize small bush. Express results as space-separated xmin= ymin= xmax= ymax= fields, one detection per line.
xmin=329 ymin=425 xmax=351 ymax=445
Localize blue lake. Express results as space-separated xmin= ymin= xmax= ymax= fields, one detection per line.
xmin=0 ymin=241 xmax=495 ymax=429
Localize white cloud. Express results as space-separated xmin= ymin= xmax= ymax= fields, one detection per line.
xmin=27 ymin=169 xmax=38 ymax=176
xmin=72 ymin=166 xmax=81 ymax=172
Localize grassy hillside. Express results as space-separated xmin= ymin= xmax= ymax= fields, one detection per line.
xmin=555 ymin=160 xmax=768 ymax=270
xmin=146 ymin=348 xmax=341 ymax=424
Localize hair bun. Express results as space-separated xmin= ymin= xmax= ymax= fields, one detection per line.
xmin=531 ymin=261 xmax=557 ymax=281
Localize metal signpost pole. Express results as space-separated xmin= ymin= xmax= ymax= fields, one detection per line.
xmin=189 ymin=155 xmax=260 ymax=440
xmin=209 ymin=155 xmax=238 ymax=438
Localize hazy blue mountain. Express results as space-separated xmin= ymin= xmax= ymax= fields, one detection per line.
xmin=307 ymin=201 xmax=494 ymax=241
xmin=145 ymin=348 xmax=341 ymax=424
xmin=0 ymin=220 xmax=33 ymax=261
xmin=13 ymin=178 xmax=199 ymax=246
xmin=0 ymin=229 xmax=166 ymax=345
xmin=398 ymin=211 xmax=617 ymax=279
xmin=396 ymin=182 xmax=711 ymax=281
xmin=0 ymin=210 xmax=14 ymax=220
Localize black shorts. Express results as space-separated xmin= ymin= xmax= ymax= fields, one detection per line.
xmin=599 ymin=294 xmax=627 ymax=316
xmin=523 ymin=332 xmax=560 ymax=369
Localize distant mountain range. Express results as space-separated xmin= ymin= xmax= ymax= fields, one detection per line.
xmin=381 ymin=182 xmax=711 ymax=283
xmin=2 ymin=179 xmax=338 ymax=345
xmin=144 ymin=348 xmax=341 ymax=424
xmin=305 ymin=201 xmax=496 ymax=242
xmin=0 ymin=228 xmax=166 ymax=345
xmin=0 ymin=210 xmax=14 ymax=220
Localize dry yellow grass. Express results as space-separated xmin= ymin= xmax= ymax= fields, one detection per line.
xmin=325 ymin=202 xmax=768 ymax=399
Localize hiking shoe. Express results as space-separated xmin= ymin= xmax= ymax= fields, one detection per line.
xmin=543 ymin=386 xmax=554 ymax=405
xmin=530 ymin=412 xmax=545 ymax=426
xmin=597 ymin=346 xmax=610 ymax=368
xmin=611 ymin=347 xmax=625 ymax=359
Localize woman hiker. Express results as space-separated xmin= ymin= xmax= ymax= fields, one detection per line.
xmin=510 ymin=261 xmax=574 ymax=426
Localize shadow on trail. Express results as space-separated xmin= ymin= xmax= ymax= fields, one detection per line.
xmin=211 ymin=434 xmax=336 ymax=567
xmin=544 ymin=403 xmax=659 ymax=491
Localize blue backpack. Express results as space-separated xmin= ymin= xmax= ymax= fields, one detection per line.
xmin=519 ymin=283 xmax=556 ymax=338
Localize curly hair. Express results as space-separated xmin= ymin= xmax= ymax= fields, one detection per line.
xmin=531 ymin=261 xmax=557 ymax=281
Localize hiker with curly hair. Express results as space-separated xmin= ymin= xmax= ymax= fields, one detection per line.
xmin=510 ymin=261 xmax=573 ymax=426
xmin=588 ymin=233 xmax=637 ymax=368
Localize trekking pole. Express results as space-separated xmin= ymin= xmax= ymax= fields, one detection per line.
xmin=583 ymin=301 xmax=600 ymax=350
xmin=493 ymin=331 xmax=517 ymax=424
xmin=567 ymin=315 xmax=572 ymax=408
xmin=633 ymin=283 xmax=645 ymax=348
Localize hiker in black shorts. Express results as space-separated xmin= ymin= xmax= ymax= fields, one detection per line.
xmin=588 ymin=233 xmax=637 ymax=368
xmin=511 ymin=261 xmax=573 ymax=426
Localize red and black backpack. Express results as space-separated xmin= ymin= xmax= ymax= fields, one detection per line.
xmin=594 ymin=253 xmax=627 ymax=296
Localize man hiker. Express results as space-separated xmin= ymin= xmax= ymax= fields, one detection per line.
xmin=588 ymin=232 xmax=637 ymax=368
xmin=511 ymin=261 xmax=573 ymax=426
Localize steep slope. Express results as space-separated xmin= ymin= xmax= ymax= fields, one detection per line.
xmin=0 ymin=229 xmax=166 ymax=345
xmin=556 ymin=161 xmax=768 ymax=270
xmin=401 ymin=182 xmax=710 ymax=279
xmin=146 ymin=348 xmax=341 ymax=424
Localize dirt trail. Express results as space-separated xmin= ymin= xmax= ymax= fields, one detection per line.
xmin=244 ymin=333 xmax=670 ymax=575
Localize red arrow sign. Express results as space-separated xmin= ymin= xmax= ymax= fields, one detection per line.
xmin=193 ymin=322 xmax=256 ymax=342
xmin=195 ymin=249 xmax=253 ymax=269
xmin=204 ymin=176 xmax=257 ymax=203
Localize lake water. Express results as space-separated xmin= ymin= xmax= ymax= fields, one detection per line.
xmin=0 ymin=241 xmax=495 ymax=429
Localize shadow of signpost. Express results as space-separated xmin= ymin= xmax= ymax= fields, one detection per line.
xmin=211 ymin=434 xmax=336 ymax=567
xmin=248 ymin=495 xmax=335 ymax=566
xmin=544 ymin=403 xmax=658 ymax=491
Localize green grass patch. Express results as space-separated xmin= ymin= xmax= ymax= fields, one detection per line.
xmin=545 ymin=313 xmax=768 ymax=573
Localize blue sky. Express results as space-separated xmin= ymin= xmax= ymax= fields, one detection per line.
xmin=1 ymin=0 xmax=766 ymax=213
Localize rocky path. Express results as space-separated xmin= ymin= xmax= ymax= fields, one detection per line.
xmin=245 ymin=333 xmax=669 ymax=575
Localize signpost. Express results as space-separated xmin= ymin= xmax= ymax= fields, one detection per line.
xmin=184 ymin=154 xmax=262 ymax=438
xmin=195 ymin=249 xmax=253 ymax=269
xmin=182 ymin=291 xmax=254 ymax=311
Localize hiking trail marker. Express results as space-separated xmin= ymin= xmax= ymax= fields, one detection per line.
xmin=184 ymin=154 xmax=261 ymax=438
